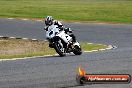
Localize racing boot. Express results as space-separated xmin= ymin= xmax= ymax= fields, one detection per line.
xmin=70 ymin=34 xmax=77 ymax=43
xmin=49 ymin=43 xmax=54 ymax=48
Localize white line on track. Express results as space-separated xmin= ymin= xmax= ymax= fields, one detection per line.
xmin=99 ymin=49 xmax=106 ymax=51
xmin=22 ymin=38 xmax=28 ymax=40
xmin=0 ymin=36 xmax=3 ymax=37
xmin=7 ymin=18 xmax=14 ymax=20
xmin=22 ymin=19 xmax=28 ymax=21
xmin=31 ymin=39 xmax=38 ymax=41
xmin=91 ymin=50 xmax=99 ymax=52
xmin=9 ymin=37 xmax=16 ymax=39
xmin=84 ymin=51 xmax=93 ymax=53
xmin=0 ymin=54 xmax=59 ymax=61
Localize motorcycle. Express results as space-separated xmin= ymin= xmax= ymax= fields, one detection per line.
xmin=46 ymin=24 xmax=82 ymax=57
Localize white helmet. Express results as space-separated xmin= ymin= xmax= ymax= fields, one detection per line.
xmin=44 ymin=16 xmax=54 ymax=26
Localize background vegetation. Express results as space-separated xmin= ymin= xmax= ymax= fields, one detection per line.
xmin=0 ymin=0 xmax=132 ymax=23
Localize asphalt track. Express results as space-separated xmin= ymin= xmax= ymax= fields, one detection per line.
xmin=0 ymin=18 xmax=132 ymax=88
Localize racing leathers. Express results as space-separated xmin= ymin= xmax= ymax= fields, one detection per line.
xmin=44 ymin=20 xmax=76 ymax=48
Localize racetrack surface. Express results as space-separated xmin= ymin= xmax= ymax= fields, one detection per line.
xmin=0 ymin=18 xmax=132 ymax=88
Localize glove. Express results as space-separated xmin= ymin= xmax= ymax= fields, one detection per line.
xmin=65 ymin=28 xmax=73 ymax=33
xmin=44 ymin=27 xmax=48 ymax=31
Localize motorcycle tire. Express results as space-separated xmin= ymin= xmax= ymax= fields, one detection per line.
xmin=53 ymin=42 xmax=66 ymax=57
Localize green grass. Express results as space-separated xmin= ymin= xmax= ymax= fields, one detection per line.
xmin=0 ymin=38 xmax=107 ymax=59
xmin=0 ymin=0 xmax=132 ymax=23
xmin=81 ymin=42 xmax=107 ymax=51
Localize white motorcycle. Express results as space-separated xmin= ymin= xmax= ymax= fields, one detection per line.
xmin=46 ymin=24 xmax=82 ymax=57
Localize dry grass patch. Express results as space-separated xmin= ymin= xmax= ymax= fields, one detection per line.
xmin=0 ymin=38 xmax=55 ymax=59
xmin=0 ymin=38 xmax=108 ymax=59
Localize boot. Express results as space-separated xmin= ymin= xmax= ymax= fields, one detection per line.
xmin=70 ymin=34 xmax=77 ymax=43
xmin=49 ymin=43 xmax=54 ymax=48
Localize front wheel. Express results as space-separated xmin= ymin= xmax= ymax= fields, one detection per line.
xmin=53 ymin=42 xmax=66 ymax=57
xmin=73 ymin=45 xmax=82 ymax=55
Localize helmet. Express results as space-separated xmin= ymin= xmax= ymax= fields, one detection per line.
xmin=44 ymin=16 xmax=54 ymax=26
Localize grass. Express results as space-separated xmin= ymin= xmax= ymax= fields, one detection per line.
xmin=0 ymin=0 xmax=132 ymax=23
xmin=0 ymin=38 xmax=107 ymax=59
xmin=81 ymin=42 xmax=107 ymax=51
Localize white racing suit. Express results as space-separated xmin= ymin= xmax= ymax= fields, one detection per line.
xmin=44 ymin=20 xmax=76 ymax=48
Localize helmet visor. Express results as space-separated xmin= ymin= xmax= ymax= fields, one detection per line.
xmin=45 ymin=20 xmax=52 ymax=26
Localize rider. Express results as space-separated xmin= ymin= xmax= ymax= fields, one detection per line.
xmin=44 ymin=16 xmax=77 ymax=48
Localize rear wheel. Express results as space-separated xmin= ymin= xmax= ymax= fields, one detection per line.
xmin=54 ymin=42 xmax=65 ymax=57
